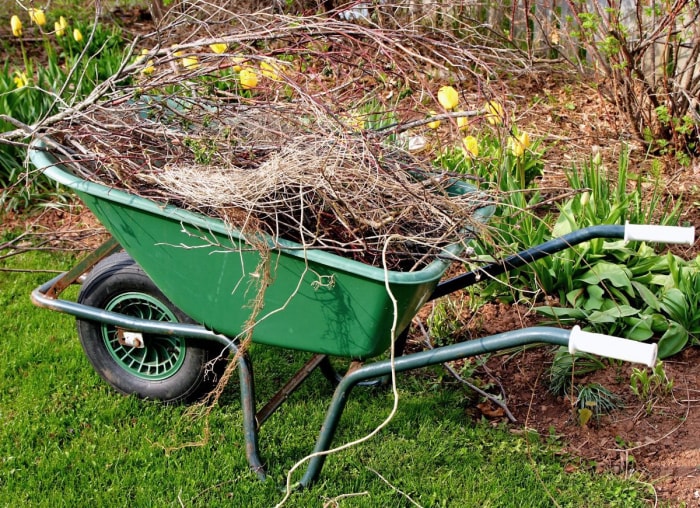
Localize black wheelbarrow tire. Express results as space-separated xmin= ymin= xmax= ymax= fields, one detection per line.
xmin=76 ymin=251 xmax=226 ymax=404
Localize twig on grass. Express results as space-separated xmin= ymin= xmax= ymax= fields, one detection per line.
xmin=415 ymin=319 xmax=517 ymax=423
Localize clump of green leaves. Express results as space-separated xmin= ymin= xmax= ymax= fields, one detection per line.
xmin=576 ymin=383 xmax=622 ymax=418
xmin=1 ymin=18 xmax=127 ymax=211
xmin=549 ymin=346 xmax=607 ymax=398
xmin=630 ymin=361 xmax=674 ymax=415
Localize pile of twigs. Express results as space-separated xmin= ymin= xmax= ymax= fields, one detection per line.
xmin=41 ymin=10 xmax=498 ymax=271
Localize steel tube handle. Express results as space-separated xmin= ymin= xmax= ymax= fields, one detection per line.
xmin=625 ymin=222 xmax=695 ymax=245
xmin=569 ymin=326 xmax=657 ymax=367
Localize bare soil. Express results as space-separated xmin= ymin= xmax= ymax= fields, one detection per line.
xmin=462 ymin=302 xmax=700 ymax=507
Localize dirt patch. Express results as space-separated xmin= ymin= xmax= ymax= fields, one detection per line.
xmin=1 ymin=205 xmax=108 ymax=259
xmin=480 ymin=341 xmax=700 ymax=506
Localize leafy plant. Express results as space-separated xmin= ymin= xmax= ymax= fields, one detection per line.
xmin=630 ymin=361 xmax=674 ymax=415
xmin=556 ymin=1 xmax=700 ymax=158
xmin=575 ymin=383 xmax=622 ymax=417
xmin=549 ymin=346 xmax=607 ymax=398
xmin=0 ymin=16 xmax=128 ymax=211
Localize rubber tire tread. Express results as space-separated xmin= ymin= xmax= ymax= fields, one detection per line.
xmin=76 ymin=251 xmax=226 ymax=403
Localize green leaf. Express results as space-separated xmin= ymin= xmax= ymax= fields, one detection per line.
xmin=566 ymin=288 xmax=585 ymax=307
xmin=588 ymin=305 xmax=639 ymax=324
xmin=605 ymin=285 xmax=632 ymax=305
xmin=552 ymin=201 xmax=578 ymax=238
xmin=534 ymin=306 xmax=587 ymax=320
xmin=660 ymin=288 xmax=688 ymax=323
xmin=583 ymin=285 xmax=605 ymax=311
xmin=578 ymin=262 xmax=632 ymax=289
xmin=623 ymin=317 xmax=654 ymax=341
xmin=657 ymin=322 xmax=688 ymax=358
xmin=631 ymin=280 xmax=660 ymax=311
xmin=650 ymin=313 xmax=670 ymax=333
xmin=648 ymin=273 xmax=671 ymax=287
xmin=586 ymin=309 xmax=616 ymax=324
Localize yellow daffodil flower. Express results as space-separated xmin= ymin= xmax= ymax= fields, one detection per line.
xmin=28 ymin=8 xmax=46 ymax=27
xmin=484 ymin=101 xmax=504 ymax=126
xmin=13 ymin=71 xmax=28 ymax=89
xmin=209 ymin=43 xmax=227 ymax=54
xmin=239 ymin=68 xmax=258 ymax=90
xmin=462 ymin=136 xmax=479 ymax=157
xmin=343 ymin=112 xmax=365 ymax=132
xmin=437 ymin=86 xmax=459 ymax=110
xmin=427 ymin=111 xmax=441 ymax=130
xmin=11 ymin=15 xmax=22 ymax=37
xmin=508 ymin=131 xmax=531 ymax=157
xmin=55 ymin=16 xmax=68 ymax=37
xmin=259 ymin=60 xmax=280 ymax=80
xmin=73 ymin=28 xmax=83 ymax=42
xmin=142 ymin=61 xmax=155 ymax=75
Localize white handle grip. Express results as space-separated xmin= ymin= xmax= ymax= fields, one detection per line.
xmin=569 ymin=326 xmax=657 ymax=367
xmin=625 ymin=222 xmax=695 ymax=245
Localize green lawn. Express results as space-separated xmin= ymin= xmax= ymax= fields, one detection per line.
xmin=0 ymin=249 xmax=651 ymax=507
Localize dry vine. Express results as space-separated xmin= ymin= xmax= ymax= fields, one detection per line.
xmin=38 ymin=10 xmax=501 ymax=271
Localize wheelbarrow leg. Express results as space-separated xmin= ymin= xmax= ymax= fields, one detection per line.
xmin=298 ymin=327 xmax=572 ymax=487
xmin=237 ymin=352 xmax=266 ymax=481
xmin=318 ymin=328 xmax=410 ymax=387
xmin=296 ymin=325 xmax=656 ymax=487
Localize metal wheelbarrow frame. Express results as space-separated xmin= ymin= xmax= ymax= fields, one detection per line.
xmin=27 ymin=139 xmax=693 ymax=487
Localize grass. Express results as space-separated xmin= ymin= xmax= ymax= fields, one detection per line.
xmin=0 ymin=248 xmax=653 ymax=507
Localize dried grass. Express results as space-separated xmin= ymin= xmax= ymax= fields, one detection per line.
xmin=42 ymin=10 xmax=500 ymax=271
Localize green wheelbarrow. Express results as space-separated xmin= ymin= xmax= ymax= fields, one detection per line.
xmin=28 ymin=138 xmax=694 ymax=487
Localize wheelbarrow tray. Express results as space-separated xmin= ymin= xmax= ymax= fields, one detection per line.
xmin=30 ymin=140 xmax=492 ymax=358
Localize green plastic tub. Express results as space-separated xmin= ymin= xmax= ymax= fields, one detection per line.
xmin=29 ymin=139 xmax=492 ymax=359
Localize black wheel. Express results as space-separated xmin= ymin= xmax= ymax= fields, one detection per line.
xmin=76 ymin=251 xmax=226 ymax=403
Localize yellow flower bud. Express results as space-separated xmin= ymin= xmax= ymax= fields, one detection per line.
xmin=343 ymin=113 xmax=365 ymax=132
xmin=509 ymin=131 xmax=531 ymax=157
xmin=580 ymin=191 xmax=590 ymax=207
xmin=141 ymin=58 xmax=155 ymax=75
xmin=73 ymin=28 xmax=83 ymax=42
xmin=209 ymin=43 xmax=227 ymax=54
xmin=462 ymin=136 xmax=479 ymax=157
xmin=230 ymin=56 xmax=246 ymax=72
xmin=55 ymin=16 xmax=68 ymax=37
xmin=11 ymin=15 xmax=22 ymax=37
xmin=519 ymin=131 xmax=531 ymax=149
xmin=259 ymin=60 xmax=280 ymax=80
xmin=437 ymin=86 xmax=459 ymax=110
xmin=427 ymin=111 xmax=440 ymax=130
xmin=28 ymin=8 xmax=46 ymax=27
xmin=239 ymin=68 xmax=258 ymax=90
xmin=456 ymin=111 xmax=469 ymax=130
xmin=484 ymin=101 xmax=504 ymax=126
xmin=181 ymin=56 xmax=199 ymax=70
xmin=13 ymin=71 xmax=28 ymax=89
